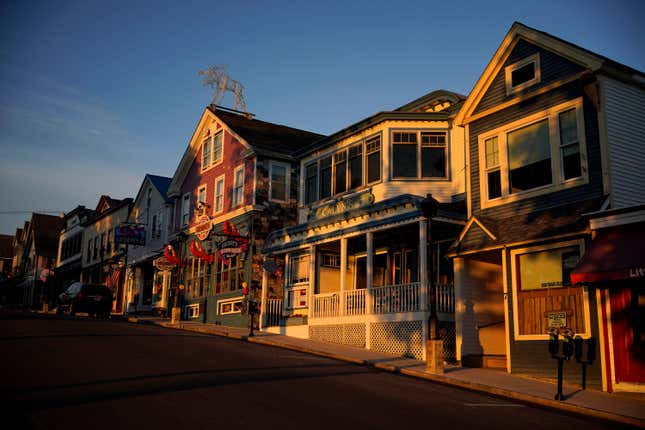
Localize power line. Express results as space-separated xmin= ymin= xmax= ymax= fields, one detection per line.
xmin=0 ymin=211 xmax=64 ymax=215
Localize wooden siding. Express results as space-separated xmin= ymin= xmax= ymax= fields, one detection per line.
xmin=506 ymin=269 xmax=603 ymax=387
xmin=474 ymin=38 xmax=586 ymax=115
xmin=460 ymin=222 xmax=493 ymax=251
xmin=601 ymin=76 xmax=645 ymax=208
xmin=516 ymin=287 xmax=586 ymax=336
xmin=470 ymin=84 xmax=604 ymax=220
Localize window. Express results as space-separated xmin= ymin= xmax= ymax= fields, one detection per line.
xmin=392 ymin=132 xmax=417 ymax=178
xmin=182 ymin=193 xmax=191 ymax=227
xmin=392 ymin=131 xmax=448 ymax=179
xmin=214 ymin=176 xmax=225 ymax=213
xmin=201 ymin=131 xmax=223 ymax=170
xmin=334 ymin=151 xmax=347 ymax=194
xmin=286 ymin=287 xmax=308 ymax=309
xmin=214 ymin=255 xmax=242 ymax=293
xmin=197 ymin=185 xmax=207 ymax=209
xmin=202 ymin=136 xmax=211 ymax=169
xmin=478 ymin=98 xmax=586 ymax=207
xmin=304 ymin=162 xmax=318 ymax=204
xmin=289 ymin=254 xmax=310 ymax=284
xmin=152 ymin=215 xmax=157 ymax=239
xmin=349 ymin=145 xmax=363 ymax=189
xmin=511 ymin=241 xmax=590 ymax=340
xmin=321 ymin=253 xmax=340 ymax=268
xmin=505 ymin=54 xmax=541 ymax=94
xmin=233 ymin=165 xmax=244 ymax=206
xmin=270 ymin=162 xmax=289 ymax=202
xmin=366 ymin=135 xmax=381 ymax=183
xmin=319 ymin=156 xmax=332 ymax=199
xmin=219 ymin=298 xmax=243 ymax=315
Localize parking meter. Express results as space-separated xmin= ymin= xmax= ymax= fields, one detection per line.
xmin=574 ymin=336 xmax=596 ymax=390
xmin=548 ymin=327 xmax=575 ymax=401
xmin=561 ymin=328 xmax=575 ymax=359
xmin=548 ymin=327 xmax=560 ymax=357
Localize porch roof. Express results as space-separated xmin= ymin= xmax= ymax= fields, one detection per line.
xmin=448 ymin=196 xmax=605 ymax=256
xmin=263 ymin=194 xmax=466 ymax=254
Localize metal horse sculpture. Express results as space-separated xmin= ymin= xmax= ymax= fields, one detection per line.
xmin=198 ymin=65 xmax=247 ymax=112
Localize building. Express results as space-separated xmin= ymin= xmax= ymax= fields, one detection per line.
xmin=449 ymin=22 xmax=645 ymax=390
xmin=15 ymin=214 xmax=64 ymax=308
xmin=55 ymin=205 xmax=94 ymax=296
xmin=0 ymin=234 xmax=13 ymax=280
xmin=81 ymin=195 xmax=133 ymax=314
xmin=261 ymin=90 xmax=467 ymax=360
xmin=125 ymin=174 xmax=173 ymax=315
xmin=166 ymin=105 xmax=324 ymax=326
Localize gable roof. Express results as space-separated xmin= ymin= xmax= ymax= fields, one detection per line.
xmin=0 ymin=234 xmax=13 ymax=259
xmin=456 ymin=22 xmax=645 ymax=125
xmin=91 ymin=196 xmax=133 ymax=224
xmin=168 ymin=106 xmax=324 ymax=197
xmin=298 ymin=89 xmax=465 ymax=157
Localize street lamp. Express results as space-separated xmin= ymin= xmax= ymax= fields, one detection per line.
xmin=171 ymin=231 xmax=188 ymax=324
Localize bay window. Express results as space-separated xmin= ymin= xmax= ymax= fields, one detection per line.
xmin=392 ymin=130 xmax=448 ymax=179
xmin=319 ymin=156 xmax=332 ymax=199
xmin=366 ymin=136 xmax=381 ymax=184
xmin=478 ymin=98 xmax=586 ymax=207
xmin=334 ymin=151 xmax=347 ymax=194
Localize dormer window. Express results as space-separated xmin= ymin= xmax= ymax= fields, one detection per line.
xmin=505 ymin=53 xmax=541 ymax=95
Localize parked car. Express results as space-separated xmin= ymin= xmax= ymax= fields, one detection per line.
xmin=57 ymin=282 xmax=113 ymax=318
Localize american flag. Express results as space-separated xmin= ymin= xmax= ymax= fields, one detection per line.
xmin=105 ymin=269 xmax=121 ymax=291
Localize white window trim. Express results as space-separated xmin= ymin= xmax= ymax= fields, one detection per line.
xmin=286 ymin=286 xmax=308 ymax=309
xmin=478 ymin=97 xmax=587 ymax=209
xmin=390 ymin=129 xmax=450 ymax=180
xmin=218 ymin=297 xmax=243 ymax=315
xmin=233 ymin=164 xmax=245 ymax=207
xmin=200 ymin=130 xmax=225 ymax=173
xmin=505 ymin=53 xmax=541 ymax=95
xmin=185 ymin=303 xmax=200 ymax=318
xmin=197 ymin=184 xmax=207 ymax=209
xmin=201 ymin=135 xmax=212 ymax=171
xmin=181 ymin=192 xmax=191 ymax=227
xmin=268 ymin=160 xmax=290 ymax=203
xmin=214 ymin=174 xmax=225 ymax=214
xmin=510 ymin=239 xmax=591 ymax=341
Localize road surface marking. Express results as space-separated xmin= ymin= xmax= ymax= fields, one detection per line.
xmin=464 ymin=403 xmax=525 ymax=407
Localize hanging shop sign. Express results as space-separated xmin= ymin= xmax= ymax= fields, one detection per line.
xmin=115 ymin=224 xmax=146 ymax=246
xmin=215 ymin=221 xmax=249 ymax=263
xmin=219 ymin=239 xmax=244 ymax=261
xmin=194 ymin=215 xmax=213 ymax=241
xmin=154 ymin=256 xmax=176 ymax=271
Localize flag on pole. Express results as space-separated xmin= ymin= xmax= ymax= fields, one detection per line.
xmin=106 ymin=269 xmax=121 ymax=291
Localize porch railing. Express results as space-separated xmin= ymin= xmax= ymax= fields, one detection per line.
xmin=310 ymin=282 xmax=454 ymax=318
xmin=312 ymin=293 xmax=339 ymax=318
xmin=265 ymin=298 xmax=283 ymax=327
xmin=344 ymin=289 xmax=366 ymax=316
xmin=372 ymin=282 xmax=420 ymax=314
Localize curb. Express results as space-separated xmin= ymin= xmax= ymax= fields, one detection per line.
xmin=134 ymin=319 xmax=644 ymax=428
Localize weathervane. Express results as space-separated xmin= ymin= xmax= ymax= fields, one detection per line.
xmin=198 ymin=65 xmax=247 ymax=112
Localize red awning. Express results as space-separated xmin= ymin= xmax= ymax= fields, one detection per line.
xmin=571 ymin=222 xmax=645 ymax=284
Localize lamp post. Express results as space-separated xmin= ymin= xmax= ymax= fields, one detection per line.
xmin=171 ymin=232 xmax=187 ymax=324
xmin=420 ymin=194 xmax=443 ymax=373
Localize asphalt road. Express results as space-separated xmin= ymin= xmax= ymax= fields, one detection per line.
xmin=0 ymin=314 xmax=631 ymax=429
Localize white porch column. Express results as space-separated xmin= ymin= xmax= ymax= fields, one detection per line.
xmin=453 ymin=257 xmax=465 ymax=363
xmin=307 ymin=245 xmax=316 ymax=318
xmin=339 ymin=238 xmax=347 ymax=316
xmin=419 ymin=219 xmax=428 ymax=312
xmin=260 ymin=267 xmax=268 ymax=328
xmin=366 ymin=232 xmax=373 ymax=313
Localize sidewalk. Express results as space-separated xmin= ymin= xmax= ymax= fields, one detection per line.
xmin=128 ymin=316 xmax=644 ymax=428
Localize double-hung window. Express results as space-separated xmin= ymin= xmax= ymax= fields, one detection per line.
xmin=181 ymin=193 xmax=191 ymax=227
xmin=286 ymin=254 xmax=310 ymax=309
xmin=333 ymin=151 xmax=347 ymax=195
xmin=269 ymin=162 xmax=289 ymax=202
xmin=348 ymin=144 xmax=363 ymax=189
xmin=478 ymin=98 xmax=586 ymax=207
xmin=319 ymin=156 xmax=332 ymax=199
xmin=392 ymin=131 xmax=448 ymax=179
xmin=214 ymin=175 xmax=225 ymax=213
xmin=201 ymin=131 xmax=224 ymax=171
xmin=366 ymin=135 xmax=381 ymax=184
xmin=304 ymin=162 xmax=318 ymax=204
xmin=197 ymin=185 xmax=207 ymax=208
xmin=233 ymin=165 xmax=244 ymax=207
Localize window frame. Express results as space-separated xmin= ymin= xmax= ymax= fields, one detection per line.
xmin=197 ymin=185 xmax=207 ymax=209
xmin=201 ymin=135 xmax=212 ymax=171
xmin=504 ymin=53 xmax=541 ymax=95
xmin=214 ymin=174 xmax=225 ymax=214
xmin=218 ymin=297 xmax=243 ymax=315
xmin=510 ymin=239 xmax=591 ymax=341
xmin=232 ymin=164 xmax=245 ymax=207
xmin=200 ymin=131 xmax=224 ymax=173
xmin=390 ymin=129 xmax=450 ymax=180
xmin=268 ymin=161 xmax=290 ymax=203
xmin=181 ymin=193 xmax=191 ymax=227
xmin=477 ymin=98 xmax=587 ymax=209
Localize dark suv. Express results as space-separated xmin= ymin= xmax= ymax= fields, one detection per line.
xmin=57 ymin=282 xmax=113 ymax=318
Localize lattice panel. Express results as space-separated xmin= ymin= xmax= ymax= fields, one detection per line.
xmin=439 ymin=321 xmax=457 ymax=362
xmin=309 ymin=324 xmax=366 ymax=348
xmin=370 ymin=321 xmax=424 ymax=360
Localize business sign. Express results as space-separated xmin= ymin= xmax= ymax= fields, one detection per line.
xmin=219 ymin=239 xmax=244 ymax=261
xmin=153 ymin=256 xmax=175 ymax=271
xmin=547 ymin=311 xmax=567 ymax=328
xmin=194 ymin=215 xmax=212 ymax=241
xmin=115 ymin=224 xmax=146 ymax=246
xmin=308 ymin=190 xmax=374 ymax=221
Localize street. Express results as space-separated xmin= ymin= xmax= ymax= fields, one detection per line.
xmin=0 ymin=314 xmax=631 ymax=429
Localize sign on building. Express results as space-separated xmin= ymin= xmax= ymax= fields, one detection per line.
xmin=115 ymin=224 xmax=146 ymax=246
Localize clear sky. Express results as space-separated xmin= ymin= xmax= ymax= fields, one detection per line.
xmin=1 ymin=0 xmax=644 ymax=235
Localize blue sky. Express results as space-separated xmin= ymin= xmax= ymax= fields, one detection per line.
xmin=1 ymin=0 xmax=644 ymax=235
